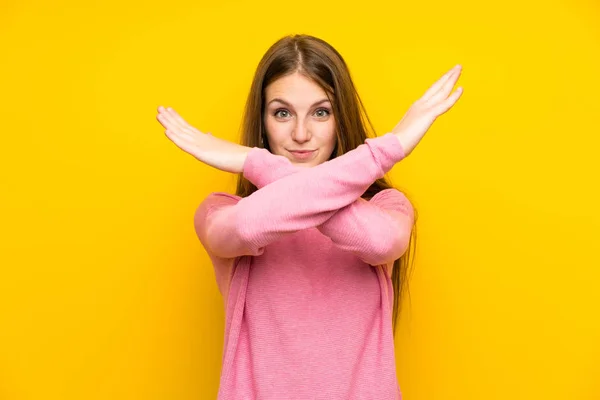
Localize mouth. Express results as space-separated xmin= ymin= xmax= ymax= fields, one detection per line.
xmin=288 ymin=149 xmax=317 ymax=160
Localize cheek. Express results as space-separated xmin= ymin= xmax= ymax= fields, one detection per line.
xmin=317 ymin=120 xmax=337 ymax=147
xmin=264 ymin=118 xmax=288 ymax=142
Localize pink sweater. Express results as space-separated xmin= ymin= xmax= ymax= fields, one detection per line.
xmin=194 ymin=132 xmax=414 ymax=399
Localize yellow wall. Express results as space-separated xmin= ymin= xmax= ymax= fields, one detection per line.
xmin=1 ymin=0 xmax=599 ymax=398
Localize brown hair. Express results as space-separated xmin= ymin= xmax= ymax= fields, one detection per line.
xmin=235 ymin=34 xmax=417 ymax=337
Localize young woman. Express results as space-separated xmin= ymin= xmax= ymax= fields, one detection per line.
xmin=156 ymin=34 xmax=462 ymax=399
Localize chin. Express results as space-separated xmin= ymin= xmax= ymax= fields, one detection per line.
xmin=293 ymin=162 xmax=314 ymax=169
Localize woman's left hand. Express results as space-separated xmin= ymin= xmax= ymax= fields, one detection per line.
xmin=392 ymin=64 xmax=463 ymax=157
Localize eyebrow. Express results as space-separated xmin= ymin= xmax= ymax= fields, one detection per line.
xmin=267 ymin=98 xmax=331 ymax=108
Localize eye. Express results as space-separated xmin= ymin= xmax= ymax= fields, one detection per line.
xmin=315 ymin=108 xmax=331 ymax=118
xmin=274 ymin=109 xmax=290 ymax=118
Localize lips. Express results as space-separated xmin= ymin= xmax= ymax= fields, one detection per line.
xmin=289 ymin=149 xmax=316 ymax=160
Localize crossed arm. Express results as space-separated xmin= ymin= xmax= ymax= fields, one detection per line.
xmin=194 ymin=134 xmax=414 ymax=266
xmin=160 ymin=65 xmax=463 ymax=265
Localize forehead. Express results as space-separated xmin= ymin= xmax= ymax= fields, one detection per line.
xmin=265 ymin=72 xmax=329 ymax=105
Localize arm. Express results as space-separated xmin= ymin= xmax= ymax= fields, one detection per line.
xmin=166 ymin=63 xmax=463 ymax=261
xmin=316 ymin=189 xmax=414 ymax=266
xmin=194 ymin=132 xmax=405 ymax=259
xmin=241 ymin=148 xmax=302 ymax=189
xmin=241 ymin=143 xmax=414 ymax=266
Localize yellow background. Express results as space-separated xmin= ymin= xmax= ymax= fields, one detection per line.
xmin=1 ymin=0 xmax=599 ymax=398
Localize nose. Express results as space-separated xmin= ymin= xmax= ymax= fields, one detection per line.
xmin=292 ymin=120 xmax=311 ymax=143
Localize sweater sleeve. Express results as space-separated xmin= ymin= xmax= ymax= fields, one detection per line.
xmin=194 ymin=132 xmax=405 ymax=259
xmin=241 ymin=149 xmax=302 ymax=189
xmin=316 ymin=189 xmax=414 ymax=266
xmin=240 ymin=137 xmax=414 ymax=266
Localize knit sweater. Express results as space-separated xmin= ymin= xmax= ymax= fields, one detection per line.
xmin=194 ymin=132 xmax=414 ymax=399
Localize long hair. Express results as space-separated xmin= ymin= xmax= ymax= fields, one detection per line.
xmin=235 ymin=34 xmax=418 ymax=337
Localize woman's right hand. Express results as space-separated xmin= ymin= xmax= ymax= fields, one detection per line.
xmin=156 ymin=106 xmax=252 ymax=173
xmin=392 ymin=65 xmax=463 ymax=157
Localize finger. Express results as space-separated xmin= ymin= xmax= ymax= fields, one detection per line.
xmin=428 ymin=66 xmax=462 ymax=106
xmin=157 ymin=112 xmax=193 ymax=140
xmin=433 ymin=87 xmax=463 ymax=116
xmin=167 ymin=107 xmax=197 ymax=133
xmin=421 ymin=65 xmax=461 ymax=102
xmin=424 ymin=65 xmax=460 ymax=101
xmin=165 ymin=128 xmax=191 ymax=150
xmin=160 ymin=107 xmax=188 ymax=132
xmin=157 ymin=112 xmax=179 ymax=132
xmin=157 ymin=106 xmax=185 ymax=131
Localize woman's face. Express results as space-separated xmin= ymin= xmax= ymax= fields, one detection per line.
xmin=263 ymin=72 xmax=337 ymax=168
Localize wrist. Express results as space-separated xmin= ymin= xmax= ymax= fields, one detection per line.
xmin=392 ymin=132 xmax=410 ymax=158
xmin=235 ymin=146 xmax=253 ymax=174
